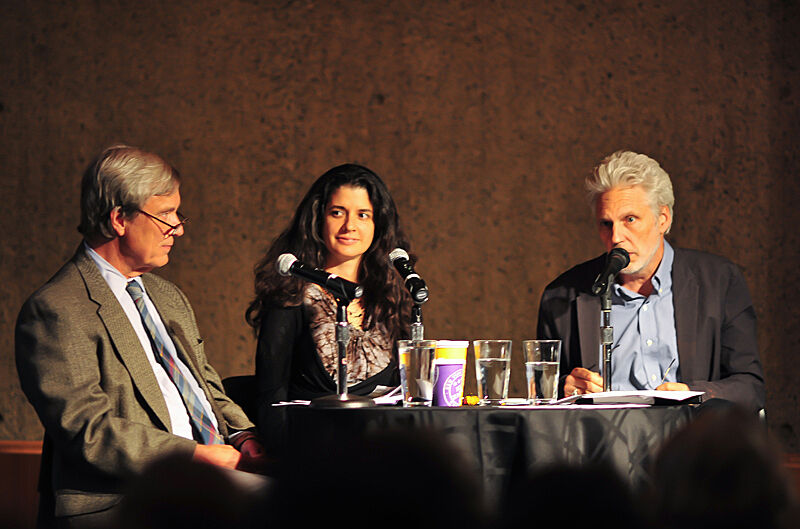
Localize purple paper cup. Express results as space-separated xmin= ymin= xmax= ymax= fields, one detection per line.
xmin=433 ymin=340 xmax=468 ymax=407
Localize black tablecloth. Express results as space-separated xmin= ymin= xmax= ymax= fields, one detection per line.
xmin=286 ymin=405 xmax=695 ymax=506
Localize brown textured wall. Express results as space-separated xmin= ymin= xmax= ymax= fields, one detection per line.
xmin=1 ymin=1 xmax=798 ymax=450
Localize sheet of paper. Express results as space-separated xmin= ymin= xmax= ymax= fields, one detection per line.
xmin=498 ymin=402 xmax=653 ymax=409
xmin=272 ymin=386 xmax=401 ymax=407
xmin=373 ymin=387 xmax=403 ymax=405
xmin=565 ymin=389 xmax=704 ymax=405
xmin=368 ymin=385 xmax=399 ymax=398
xmin=272 ymin=400 xmax=311 ymax=406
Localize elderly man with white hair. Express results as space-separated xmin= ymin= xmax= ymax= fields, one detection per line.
xmin=536 ymin=151 xmax=765 ymax=412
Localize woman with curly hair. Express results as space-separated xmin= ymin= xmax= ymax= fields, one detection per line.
xmin=246 ymin=164 xmax=416 ymax=450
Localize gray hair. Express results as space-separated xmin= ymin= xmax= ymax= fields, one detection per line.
xmin=78 ymin=145 xmax=180 ymax=241
xmin=586 ymin=150 xmax=675 ymax=233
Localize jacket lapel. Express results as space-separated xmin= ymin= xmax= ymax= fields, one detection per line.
xmin=140 ymin=277 xmax=203 ymax=379
xmin=74 ymin=250 xmax=173 ymax=432
xmin=672 ymin=249 xmax=700 ymax=381
xmin=141 ymin=276 xmax=228 ymax=437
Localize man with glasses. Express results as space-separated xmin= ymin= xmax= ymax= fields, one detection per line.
xmin=15 ymin=145 xmax=267 ymax=528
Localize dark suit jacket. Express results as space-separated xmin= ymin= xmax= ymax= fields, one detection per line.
xmin=15 ymin=247 xmax=254 ymax=518
xmin=536 ymin=246 xmax=765 ymax=412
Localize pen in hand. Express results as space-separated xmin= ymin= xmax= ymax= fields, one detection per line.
xmin=659 ymin=358 xmax=677 ymax=386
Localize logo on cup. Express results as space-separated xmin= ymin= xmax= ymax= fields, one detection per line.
xmin=442 ymin=369 xmax=464 ymax=406
xmin=433 ymin=340 xmax=468 ymax=407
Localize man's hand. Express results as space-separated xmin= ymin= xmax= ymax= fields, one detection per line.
xmin=656 ymin=382 xmax=690 ymax=391
xmin=229 ymin=431 xmax=272 ymax=474
xmin=565 ymin=367 xmax=604 ymax=395
xmin=192 ymin=444 xmax=242 ymax=469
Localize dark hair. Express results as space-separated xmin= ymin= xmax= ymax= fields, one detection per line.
xmin=246 ymin=164 xmax=415 ymax=341
xmin=264 ymin=429 xmax=488 ymax=529
xmin=648 ymin=405 xmax=798 ymax=529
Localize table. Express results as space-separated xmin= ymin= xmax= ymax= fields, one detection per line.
xmin=286 ymin=404 xmax=695 ymax=506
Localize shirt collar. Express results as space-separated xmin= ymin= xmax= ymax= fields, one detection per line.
xmin=651 ymin=239 xmax=674 ymax=295
xmin=84 ymin=241 xmax=145 ymax=291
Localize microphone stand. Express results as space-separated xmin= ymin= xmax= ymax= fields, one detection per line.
xmin=599 ymin=275 xmax=614 ymax=392
xmin=410 ymin=303 xmax=424 ymax=341
xmin=311 ymin=293 xmax=374 ymax=408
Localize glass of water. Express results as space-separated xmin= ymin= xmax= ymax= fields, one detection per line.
xmin=398 ymin=340 xmax=437 ymax=407
xmin=473 ymin=340 xmax=512 ymax=405
xmin=522 ymin=340 xmax=561 ymax=404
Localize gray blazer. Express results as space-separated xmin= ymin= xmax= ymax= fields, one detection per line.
xmin=536 ymin=247 xmax=765 ymax=412
xmin=15 ymin=247 xmax=254 ymax=518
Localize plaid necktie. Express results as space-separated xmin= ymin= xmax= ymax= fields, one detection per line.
xmin=125 ymin=281 xmax=224 ymax=445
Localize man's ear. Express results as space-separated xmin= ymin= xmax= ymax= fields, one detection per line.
xmin=109 ymin=207 xmax=127 ymax=237
xmin=658 ymin=205 xmax=671 ymax=234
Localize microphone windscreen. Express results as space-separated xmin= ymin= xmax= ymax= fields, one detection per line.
xmin=389 ymin=248 xmax=409 ymax=263
xmin=610 ymin=247 xmax=630 ymax=267
xmin=276 ymin=253 xmax=298 ymax=276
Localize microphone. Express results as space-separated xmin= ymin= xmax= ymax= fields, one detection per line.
xmin=276 ymin=254 xmax=363 ymax=300
xmin=590 ymin=248 xmax=630 ymax=295
xmin=389 ymin=248 xmax=429 ymax=304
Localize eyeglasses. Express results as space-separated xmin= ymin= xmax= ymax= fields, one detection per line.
xmin=137 ymin=209 xmax=188 ymax=238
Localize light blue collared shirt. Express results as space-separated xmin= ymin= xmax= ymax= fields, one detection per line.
xmin=604 ymin=240 xmax=680 ymax=390
xmin=84 ymin=243 xmax=218 ymax=439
